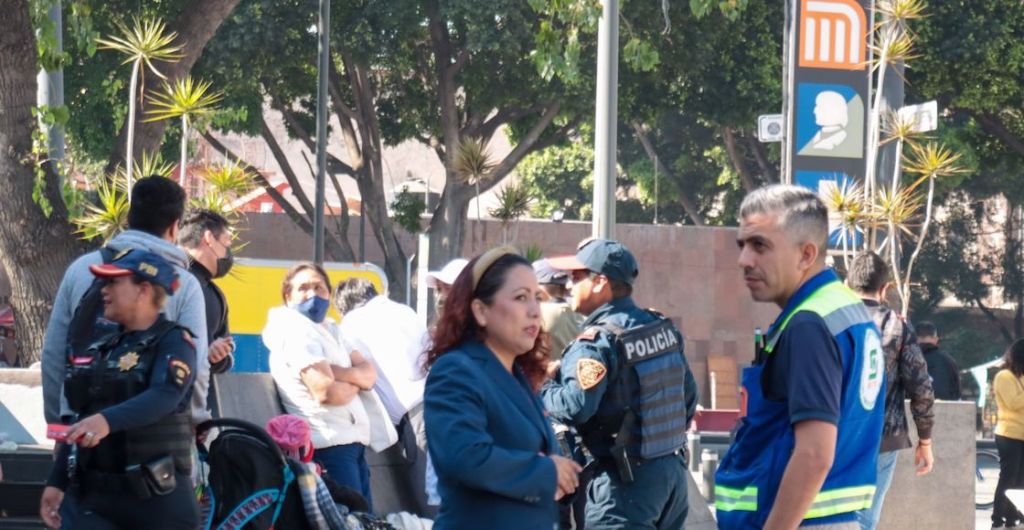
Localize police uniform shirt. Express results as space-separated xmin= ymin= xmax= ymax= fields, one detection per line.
xmin=762 ymin=311 xmax=843 ymax=426
xmin=47 ymin=314 xmax=197 ymax=490
xmin=99 ymin=316 xmax=197 ymax=431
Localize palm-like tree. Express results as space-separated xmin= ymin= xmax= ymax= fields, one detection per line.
xmin=453 ymin=137 xmax=497 ymax=251
xmin=144 ymin=76 xmax=224 ymax=187
xmin=190 ymin=162 xmax=255 ymax=220
xmin=96 ymin=16 xmax=184 ymax=191
xmin=73 ymin=177 xmax=130 ymax=243
xmin=489 ymin=182 xmax=533 ymax=244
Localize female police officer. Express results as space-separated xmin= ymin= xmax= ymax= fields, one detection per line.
xmin=39 ymin=249 xmax=199 ymax=529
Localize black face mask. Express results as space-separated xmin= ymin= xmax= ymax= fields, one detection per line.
xmin=214 ymin=245 xmax=234 ymax=279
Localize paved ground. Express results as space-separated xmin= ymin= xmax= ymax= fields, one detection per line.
xmin=978 ymin=506 xmax=992 ymax=529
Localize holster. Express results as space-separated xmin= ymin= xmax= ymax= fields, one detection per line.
xmin=124 ymin=454 xmax=177 ymax=499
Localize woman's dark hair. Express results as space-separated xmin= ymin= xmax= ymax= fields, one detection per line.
xmin=426 ymin=252 xmax=550 ymax=389
xmin=281 ymin=262 xmax=331 ymax=303
xmin=1004 ymin=339 xmax=1024 ymax=378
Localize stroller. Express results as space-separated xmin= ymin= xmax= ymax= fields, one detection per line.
xmin=196 ymin=418 xmax=314 ymax=530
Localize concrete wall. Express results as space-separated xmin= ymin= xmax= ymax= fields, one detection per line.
xmin=878 ymin=401 xmax=976 ymax=530
xmin=238 ymin=214 xmax=779 ymax=405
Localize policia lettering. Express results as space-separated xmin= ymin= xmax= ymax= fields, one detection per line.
xmin=64 ymin=318 xmax=195 ymax=498
xmin=620 ymin=321 xmax=680 ymax=364
xmin=589 ymin=317 xmax=689 ymax=462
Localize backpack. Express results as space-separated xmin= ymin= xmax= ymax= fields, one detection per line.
xmin=65 ymin=245 xmax=122 ymax=358
xmin=197 ymin=418 xmax=313 ymax=530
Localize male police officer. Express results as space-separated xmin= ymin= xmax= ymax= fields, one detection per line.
xmin=542 ymin=239 xmax=699 ymax=530
xmin=715 ymin=185 xmax=884 ymax=530
xmin=40 ymin=249 xmax=199 ymax=529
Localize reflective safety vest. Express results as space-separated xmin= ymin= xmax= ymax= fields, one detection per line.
xmin=715 ymin=276 xmax=885 ymax=528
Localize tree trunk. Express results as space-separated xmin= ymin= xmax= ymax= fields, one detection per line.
xmin=631 ymin=122 xmax=706 ymax=225
xmin=427 ymin=177 xmax=471 ymax=268
xmin=0 ymin=1 xmax=88 ymax=364
xmin=106 ymin=0 xmax=241 ymax=172
xmin=721 ymin=127 xmax=757 ymax=192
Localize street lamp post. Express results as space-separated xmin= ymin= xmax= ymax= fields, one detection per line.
xmin=592 ymin=0 xmax=618 ymax=239
xmin=313 ymin=0 xmax=330 ymax=264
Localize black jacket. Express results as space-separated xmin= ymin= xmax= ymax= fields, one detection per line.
xmin=862 ymin=300 xmax=935 ymax=452
xmin=189 ymin=260 xmax=233 ymax=373
xmin=921 ymin=343 xmax=961 ymax=401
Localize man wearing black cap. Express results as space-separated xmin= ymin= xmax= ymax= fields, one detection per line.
xmin=40 ymin=249 xmax=200 ymax=529
xmin=542 ymin=239 xmax=699 ymax=529
xmin=533 ymin=259 xmax=583 ymax=360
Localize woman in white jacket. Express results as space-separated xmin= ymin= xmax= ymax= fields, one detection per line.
xmin=262 ymin=262 xmax=396 ymax=509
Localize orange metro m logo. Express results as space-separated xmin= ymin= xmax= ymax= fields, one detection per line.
xmin=799 ymin=0 xmax=868 ymax=71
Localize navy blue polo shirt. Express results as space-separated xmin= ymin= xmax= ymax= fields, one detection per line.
xmin=762 ymin=275 xmax=844 ymax=426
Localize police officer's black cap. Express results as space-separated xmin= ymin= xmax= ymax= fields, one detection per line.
xmin=547 ymin=239 xmax=639 ymax=285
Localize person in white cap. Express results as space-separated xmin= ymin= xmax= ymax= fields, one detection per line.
xmin=426 ymin=258 xmax=469 ymax=316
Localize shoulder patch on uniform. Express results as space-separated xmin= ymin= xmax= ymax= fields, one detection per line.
xmin=576 ymin=358 xmax=607 ymax=390
xmin=168 ymin=358 xmax=192 ymax=388
xmin=577 ymin=327 xmax=600 ymax=342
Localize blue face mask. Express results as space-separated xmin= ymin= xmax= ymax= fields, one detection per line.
xmin=293 ymin=296 xmax=330 ymax=324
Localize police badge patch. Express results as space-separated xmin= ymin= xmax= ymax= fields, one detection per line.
xmin=576 ymin=358 xmax=607 ymax=390
xmin=118 ymin=352 xmax=139 ymax=371
xmin=168 ymin=359 xmax=192 ymax=388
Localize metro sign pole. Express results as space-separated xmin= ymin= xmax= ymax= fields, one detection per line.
xmin=784 ymin=0 xmax=873 ymax=193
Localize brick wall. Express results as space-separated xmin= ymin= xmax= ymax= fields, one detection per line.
xmin=238 ymin=214 xmax=779 ymax=406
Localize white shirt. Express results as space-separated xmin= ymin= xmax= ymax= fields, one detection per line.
xmin=338 ymin=296 xmax=429 ymax=424
xmin=264 ymin=306 xmax=373 ymax=448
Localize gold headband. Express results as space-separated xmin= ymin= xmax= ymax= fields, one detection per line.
xmin=471 ymin=245 xmax=521 ymax=291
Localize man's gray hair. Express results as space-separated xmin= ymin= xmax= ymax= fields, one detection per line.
xmin=739 ymin=184 xmax=829 ymax=258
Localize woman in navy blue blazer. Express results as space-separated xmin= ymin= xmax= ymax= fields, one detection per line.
xmin=424 ymin=247 xmax=582 ymax=530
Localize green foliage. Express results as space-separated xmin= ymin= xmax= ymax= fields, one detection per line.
xmin=518 ymin=140 xmax=594 ymax=220
xmin=489 ymin=182 xmax=534 ymax=223
xmin=72 ymin=176 xmax=130 ymax=242
xmin=523 ymin=243 xmax=545 ymax=262
xmin=144 ymin=76 xmax=224 ymax=123
xmin=390 ymin=187 xmax=426 ymax=234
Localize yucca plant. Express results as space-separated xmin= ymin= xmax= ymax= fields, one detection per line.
xmin=144 ymin=76 xmax=224 ymax=187
xmin=821 ymin=178 xmax=868 ymax=269
xmin=73 ymin=177 xmax=130 ymax=242
xmin=891 ymin=142 xmax=964 ymax=315
xmin=453 ymin=137 xmax=497 ymax=250
xmin=191 ymin=162 xmax=255 ymax=220
xmin=489 ymin=182 xmax=534 ymax=244
xmin=110 ymin=151 xmax=176 ymax=184
xmin=96 ymin=16 xmax=184 ymax=192
xmin=863 ymin=0 xmax=924 ymax=202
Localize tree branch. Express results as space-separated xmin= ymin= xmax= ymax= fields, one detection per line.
xmin=746 ymin=134 xmax=777 ymax=183
xmin=457 ymin=102 xmax=563 ymax=202
xmin=272 ymin=96 xmax=358 ymax=177
xmin=721 ymin=126 xmax=757 ymax=192
xmin=426 ymin=0 xmax=462 ymax=162
xmin=968 ymin=110 xmax=1024 ymax=158
xmin=975 ymin=295 xmax=1015 ymax=344
xmin=632 ymin=121 xmax=706 ymax=226
xmin=259 ymin=114 xmax=317 ymax=216
xmin=200 ymin=131 xmax=312 ymax=231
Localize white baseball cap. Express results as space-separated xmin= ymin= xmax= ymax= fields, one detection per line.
xmin=426 ymin=258 xmax=469 ymax=288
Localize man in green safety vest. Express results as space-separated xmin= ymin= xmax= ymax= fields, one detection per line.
xmin=715 ymin=184 xmax=885 ymax=530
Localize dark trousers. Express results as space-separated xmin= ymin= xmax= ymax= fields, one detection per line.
xmin=64 ymin=473 xmax=198 ymax=529
xmin=994 ymin=434 xmax=1024 ymax=526
xmin=585 ymin=453 xmax=688 ymax=530
xmin=315 ymin=443 xmax=373 ymax=509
